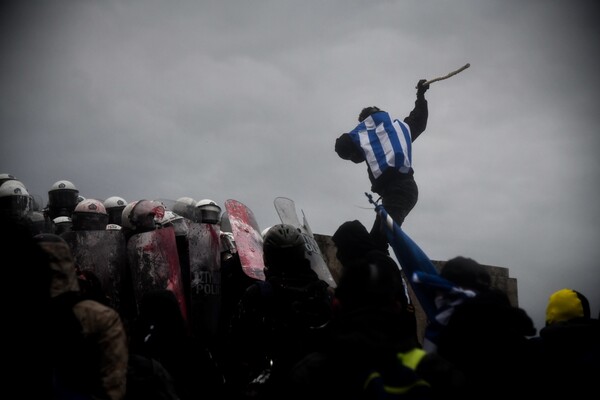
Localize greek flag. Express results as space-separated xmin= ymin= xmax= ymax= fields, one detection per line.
xmin=349 ymin=112 xmax=412 ymax=179
xmin=365 ymin=192 xmax=438 ymax=319
xmin=366 ymin=192 xmax=483 ymax=351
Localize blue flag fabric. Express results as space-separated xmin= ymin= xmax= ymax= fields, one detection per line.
xmin=365 ymin=192 xmax=481 ymax=351
xmin=365 ymin=192 xmax=439 ymax=320
xmin=412 ymin=271 xmax=476 ymax=299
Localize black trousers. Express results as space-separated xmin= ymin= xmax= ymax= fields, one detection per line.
xmin=370 ymin=177 xmax=418 ymax=253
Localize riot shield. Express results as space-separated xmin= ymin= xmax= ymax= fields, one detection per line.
xmin=274 ymin=197 xmax=336 ymax=288
xmin=126 ymin=226 xmax=188 ymax=323
xmin=61 ymin=229 xmax=134 ymax=320
xmin=186 ymin=221 xmax=222 ymax=341
xmin=224 ymin=199 xmax=265 ymax=281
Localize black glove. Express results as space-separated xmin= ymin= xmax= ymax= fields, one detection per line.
xmin=416 ymin=79 xmax=429 ymax=98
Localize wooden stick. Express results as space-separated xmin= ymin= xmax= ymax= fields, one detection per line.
xmin=417 ymin=63 xmax=471 ymax=88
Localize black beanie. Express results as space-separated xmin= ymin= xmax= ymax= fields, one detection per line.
xmin=440 ymin=256 xmax=491 ymax=292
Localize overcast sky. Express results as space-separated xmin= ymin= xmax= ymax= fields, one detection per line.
xmin=2 ymin=0 xmax=599 ymax=332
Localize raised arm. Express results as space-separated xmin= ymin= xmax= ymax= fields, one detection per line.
xmin=403 ymin=79 xmax=429 ymax=142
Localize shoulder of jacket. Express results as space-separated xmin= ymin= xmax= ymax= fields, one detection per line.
xmin=73 ymin=299 xmax=123 ymax=333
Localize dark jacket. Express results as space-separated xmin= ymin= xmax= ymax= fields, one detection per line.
xmin=228 ymin=262 xmax=333 ymax=398
xmin=39 ymin=236 xmax=128 ymax=400
xmin=532 ymin=317 xmax=600 ymax=397
xmin=288 ymin=247 xmax=463 ymax=399
xmin=435 ymin=289 xmax=538 ymax=399
xmin=288 ymin=305 xmax=464 ymax=399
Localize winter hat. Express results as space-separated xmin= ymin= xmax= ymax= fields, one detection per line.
xmin=545 ymin=288 xmax=590 ymax=325
xmin=33 ymin=233 xmax=80 ymax=297
xmin=440 ymin=256 xmax=491 ymax=292
xmin=332 ymin=220 xmax=379 ymax=267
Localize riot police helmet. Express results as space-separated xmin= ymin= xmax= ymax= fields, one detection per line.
xmin=121 ymin=199 xmax=165 ymax=233
xmin=0 ymin=180 xmax=31 ymax=218
xmin=262 ymin=223 xmax=307 ymax=275
xmin=173 ymin=196 xmax=199 ymax=222
xmin=71 ymin=198 xmax=109 ymax=231
xmin=47 ymin=180 xmax=79 ymax=218
xmin=196 ymin=199 xmax=221 ymax=224
xmin=103 ymin=196 xmax=127 ymax=225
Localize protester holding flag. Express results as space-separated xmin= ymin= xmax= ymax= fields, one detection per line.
xmin=335 ymin=79 xmax=430 ymax=254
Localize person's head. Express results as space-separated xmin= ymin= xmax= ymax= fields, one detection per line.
xmin=334 ymin=250 xmax=406 ymax=312
xmin=121 ymin=199 xmax=165 ymax=234
xmin=172 ymin=196 xmax=199 ymax=222
xmin=103 ymin=196 xmax=127 ymax=226
xmin=332 ymin=220 xmax=379 ymax=268
xmin=358 ymin=106 xmax=382 ymax=122
xmin=196 ymin=199 xmax=221 ymax=224
xmin=158 ymin=210 xmax=188 ymax=236
xmin=33 ymin=233 xmax=80 ymax=297
xmin=47 ymin=180 xmax=79 ymax=219
xmin=0 ymin=180 xmax=31 ymax=218
xmin=545 ymin=288 xmax=591 ymax=326
xmin=262 ymin=223 xmax=309 ymax=278
xmin=71 ymin=198 xmax=109 ymax=231
xmin=440 ymin=256 xmax=491 ymax=292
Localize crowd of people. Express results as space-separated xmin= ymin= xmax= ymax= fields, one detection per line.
xmin=1 ymin=173 xmax=598 ymax=399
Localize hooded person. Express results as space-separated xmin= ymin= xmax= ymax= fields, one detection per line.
xmin=544 ymin=288 xmax=591 ymax=325
xmin=331 ymin=219 xmax=418 ymax=338
xmin=439 ymin=256 xmax=492 ymax=293
xmin=425 ymin=256 xmax=538 ymax=399
xmin=34 ymin=233 xmax=128 ymax=400
xmin=422 ymin=256 xmax=496 ymax=353
xmin=331 ymin=220 xmax=380 ymax=269
xmin=532 ymin=288 xmax=600 ymax=397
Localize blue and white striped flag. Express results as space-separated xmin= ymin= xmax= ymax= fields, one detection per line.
xmin=349 ymin=111 xmax=413 ymax=178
